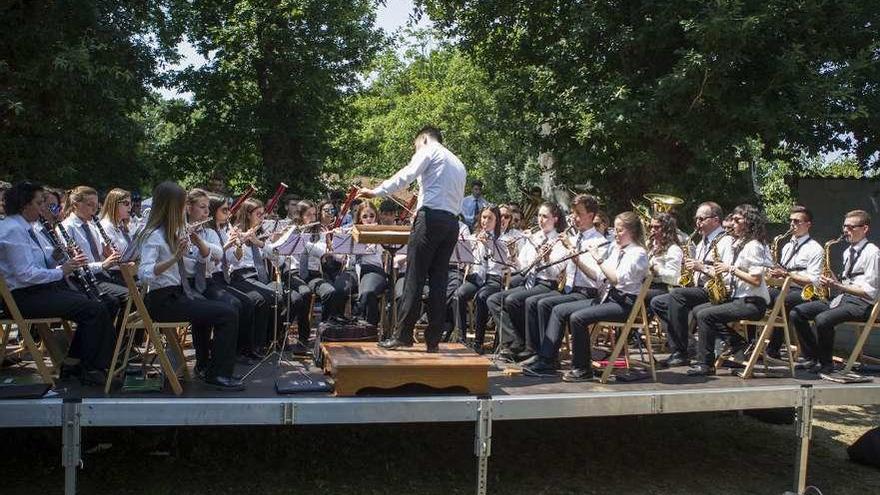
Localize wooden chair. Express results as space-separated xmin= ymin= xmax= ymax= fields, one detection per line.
xmin=0 ymin=275 xmax=69 ymax=384
xmin=105 ymin=263 xmax=190 ymax=395
xmin=718 ymin=276 xmax=796 ymax=378
xmin=842 ymin=299 xmax=880 ymax=373
xmin=590 ymin=272 xmax=657 ymax=384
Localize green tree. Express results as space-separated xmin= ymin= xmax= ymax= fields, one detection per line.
xmin=422 ymin=0 xmax=880 ymax=214
xmin=0 ymin=1 xmax=182 ymax=190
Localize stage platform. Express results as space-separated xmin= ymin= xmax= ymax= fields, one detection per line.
xmin=2 ymin=351 xmax=880 ymax=495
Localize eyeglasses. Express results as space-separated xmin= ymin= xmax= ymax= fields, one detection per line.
xmin=789 ymin=218 xmax=807 ymax=224
xmin=694 ymin=215 xmax=718 ymax=223
xmin=843 ymin=224 xmax=866 ymax=230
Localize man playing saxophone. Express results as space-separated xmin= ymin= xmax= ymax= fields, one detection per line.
xmin=764 ymin=205 xmax=823 ymax=359
xmin=788 ymin=210 xmax=879 ymax=375
xmin=651 ymin=201 xmax=733 ymax=368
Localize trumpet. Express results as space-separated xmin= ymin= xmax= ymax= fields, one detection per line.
xmin=515 ymin=235 xmax=561 ymax=277
xmin=534 ymin=239 xmax=611 ymax=273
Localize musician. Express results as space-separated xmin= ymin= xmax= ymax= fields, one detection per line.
xmin=378 ymin=198 xmax=399 ymax=225
xmin=788 ymin=210 xmax=879 ymax=375
xmin=358 ymin=126 xmax=467 ymax=352
xmin=97 ymin=188 xmax=134 ymax=284
xmin=454 ymin=205 xmax=504 ymax=352
xmin=764 ymin=205 xmax=823 ymax=359
xmin=487 ymin=202 xmax=568 ymax=362
xmin=521 ymin=194 xmax=608 ymax=375
xmin=685 ymin=204 xmax=770 ymax=375
xmin=0 ymin=181 xmax=115 ymax=384
xmin=561 ymin=211 xmax=649 ymax=382
xmin=594 ymin=210 xmax=612 ymax=242
xmin=60 ymin=186 xmax=128 ymax=318
xmin=509 ymin=206 xmax=523 ymax=231
xmin=650 ymin=202 xmax=733 ymax=368
xmin=283 ymin=194 xmax=300 ymax=223
xmin=646 ymin=212 xmax=684 ymax=304
xmin=136 ymin=181 xmax=242 ymax=390
xmin=461 ymin=179 xmax=488 ymax=232
xmin=350 ymin=202 xmax=387 ymax=325
xmin=284 ymin=200 xmax=344 ymax=324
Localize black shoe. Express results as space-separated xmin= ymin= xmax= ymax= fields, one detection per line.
xmin=59 ymin=364 xmax=82 ymax=380
xmin=496 ymin=347 xmax=517 ymax=363
xmin=766 ymin=349 xmax=782 ymax=360
xmin=522 ymin=358 xmax=560 ymax=377
xmin=289 ymin=341 xmax=311 ymax=356
xmin=519 ymin=354 xmax=541 ymax=367
xmin=796 ymin=357 xmax=818 ymax=370
xmin=562 ymin=368 xmax=594 ymax=382
xmin=686 ymin=364 xmax=716 ymax=376
xmin=80 ymin=367 xmax=107 ymax=386
xmin=809 ymin=362 xmax=833 ymax=374
xmin=235 ymin=354 xmax=258 ymax=366
xmin=378 ymin=338 xmax=414 ymax=350
xmin=194 ymin=365 xmax=207 ymax=381
xmin=470 ymin=342 xmax=485 ymax=355
xmin=205 ymin=375 xmax=246 ymax=391
xmin=514 ymin=350 xmax=536 ymax=363
xmin=664 ymin=353 xmax=690 ymax=368
xmin=426 ymin=344 xmax=440 ymax=353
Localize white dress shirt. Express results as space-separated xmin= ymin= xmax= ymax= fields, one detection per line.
xmin=472 ymin=232 xmax=509 ymax=281
xmin=0 ymin=215 xmax=64 ymax=290
xmin=565 ymin=227 xmax=609 ymax=291
xmin=137 ymin=228 xmax=182 ymax=291
xmin=373 ymin=141 xmax=467 ymax=216
xmin=99 ymin=218 xmax=132 ymax=256
xmin=838 ymin=239 xmax=880 ymax=303
xmin=724 ymin=239 xmax=771 ymax=303
xmin=779 ymin=235 xmax=823 ymax=287
xmin=227 ymin=236 xmax=273 ymax=273
xmin=519 ymin=230 xmax=568 ymax=283
xmin=203 ymin=227 xmax=230 ymax=275
xmin=181 ymin=229 xmax=217 ymax=277
xmin=694 ymin=226 xmax=733 ymax=286
xmin=604 ymin=244 xmax=649 ymax=296
xmin=650 ymin=243 xmax=684 ymax=287
xmin=61 ymin=214 xmax=106 ymax=274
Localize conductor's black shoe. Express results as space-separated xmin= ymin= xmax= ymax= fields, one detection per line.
xmin=686 ymin=364 xmax=716 ymax=376
xmin=496 ymin=348 xmax=516 ymax=363
xmin=809 ymin=362 xmax=834 ymax=375
xmin=514 ymin=350 xmax=536 ymax=362
xmin=663 ymin=353 xmax=690 ymax=368
xmin=378 ymin=338 xmax=414 ymax=350
xmin=795 ymin=357 xmax=817 ymax=370
xmin=522 ymin=358 xmax=560 ymax=377
xmin=561 ymin=368 xmax=594 ymax=382
xmin=205 ymin=376 xmax=246 ymax=391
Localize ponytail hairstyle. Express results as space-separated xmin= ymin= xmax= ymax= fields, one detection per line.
xmin=63 ymin=185 xmax=98 ymax=219
xmin=135 ymin=181 xmax=186 ymax=250
xmin=186 ymin=188 xmax=210 ymax=223
xmin=99 ymin=188 xmax=131 ymax=225
xmin=616 ymin=211 xmax=645 ymax=247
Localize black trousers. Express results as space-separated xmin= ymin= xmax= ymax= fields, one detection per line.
xmin=789 ymin=295 xmax=872 ymax=365
xmin=230 ymin=268 xmax=281 ymax=347
xmin=440 ymin=267 xmax=464 ymax=341
xmin=765 ymin=287 xmax=806 ymax=354
xmin=394 ymin=208 xmax=459 ymax=346
xmin=454 ymin=273 xmax=503 ymax=346
xmin=356 ymin=264 xmax=388 ymax=326
xmin=569 ymin=296 xmax=634 ymax=370
xmin=97 ymin=272 xmax=129 ymax=323
xmin=652 ymin=287 xmax=710 ymax=357
xmin=303 ymin=269 xmax=345 ymax=322
xmin=281 ymin=270 xmax=312 ymax=341
xmin=695 ymin=297 xmax=767 ymax=365
xmin=206 ymin=273 xmax=265 ymax=355
xmin=144 ymin=286 xmax=238 ymax=379
xmin=10 ymin=281 xmax=114 ymax=370
xmin=487 ymin=281 xmax=554 ymax=352
xmin=534 ymin=290 xmax=596 ymax=361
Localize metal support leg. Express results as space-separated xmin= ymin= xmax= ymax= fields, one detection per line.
xmin=62 ymin=400 xmax=82 ymax=495
xmin=792 ymin=385 xmax=814 ymax=495
xmin=474 ymin=399 xmax=493 ymax=495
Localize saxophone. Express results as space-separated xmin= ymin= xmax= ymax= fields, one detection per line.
xmin=767 ymin=226 xmax=795 ymax=286
xmin=677 ymin=228 xmax=699 ymax=287
xmin=704 ymin=235 xmax=730 ymax=304
xmin=802 ymin=234 xmax=844 ymax=301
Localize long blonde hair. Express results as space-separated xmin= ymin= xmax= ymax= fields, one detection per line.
xmin=235 ymin=198 xmax=264 ymax=231
xmin=99 ymin=188 xmax=130 ymax=225
xmin=136 ymin=181 xmax=187 ymax=250
xmin=186 ymin=188 xmax=210 ymax=222
xmin=63 ymin=185 xmax=97 ymax=219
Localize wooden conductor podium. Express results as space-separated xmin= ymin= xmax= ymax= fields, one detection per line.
xmin=351 ymin=224 xmax=411 ymax=245
xmin=321 ymin=342 xmax=491 ymax=396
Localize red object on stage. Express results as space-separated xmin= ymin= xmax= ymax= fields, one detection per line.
xmin=264 ymin=182 xmax=288 ymax=215
xmin=228 ymin=185 xmax=256 ymax=217
xmin=332 ymin=185 xmax=359 ymax=229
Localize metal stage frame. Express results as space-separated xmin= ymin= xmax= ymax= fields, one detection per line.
xmin=2 ymin=381 xmax=880 ymax=495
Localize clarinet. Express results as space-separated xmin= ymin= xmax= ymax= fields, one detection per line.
xmin=53 ymin=220 xmax=106 ymax=300
xmin=39 ymin=216 xmax=104 ymax=300
xmin=91 ymin=214 xmax=118 ymax=253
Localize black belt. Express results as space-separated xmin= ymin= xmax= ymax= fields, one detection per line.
xmin=607 ymin=287 xmax=637 ymax=307
xmin=419 ymin=206 xmax=456 ymax=217
xmin=571 ymin=286 xmax=599 ymax=298
xmin=535 ymin=278 xmax=556 ymax=289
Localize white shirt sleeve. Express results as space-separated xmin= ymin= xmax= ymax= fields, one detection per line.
xmin=374 ymin=147 xmax=433 ymax=197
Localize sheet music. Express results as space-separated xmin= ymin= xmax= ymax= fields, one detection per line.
xmin=451 ymin=237 xmax=478 ymax=264
xmin=272 ymin=231 xmax=307 ymax=256
xmin=328 ymin=232 xmax=373 ymax=255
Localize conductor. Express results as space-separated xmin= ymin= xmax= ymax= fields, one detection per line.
xmin=358 ymin=126 xmax=466 ymax=352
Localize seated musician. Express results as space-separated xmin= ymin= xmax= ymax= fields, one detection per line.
xmin=437 ymin=219 xmax=472 ymax=341
xmin=350 ymin=202 xmax=387 ymax=325
xmin=97 ymin=188 xmax=135 ymax=285
xmin=594 ymin=210 xmax=613 ymax=242
xmin=60 ymin=185 xmax=128 ymax=319
xmin=0 ymin=181 xmax=115 ymax=384
xmin=650 ymin=202 xmax=733 ymax=368
xmin=136 ymin=181 xmax=243 ymax=390
xmin=454 ymin=205 xmax=505 ymax=353
xmin=646 ymin=212 xmax=684 ymax=306
xmin=687 ymin=204 xmax=770 ymax=376
xmin=789 ymin=209 xmax=879 ymax=375
xmin=521 ymin=194 xmax=609 ymax=375
xmin=562 ymin=211 xmax=649 ymax=382
xmin=764 ymin=205 xmax=822 ymax=360
xmin=487 ymin=202 xmax=568 ymax=362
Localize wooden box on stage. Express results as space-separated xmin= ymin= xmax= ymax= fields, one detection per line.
xmin=321 ymin=342 xmax=491 ymax=396
xmin=351 ymin=224 xmax=411 ymax=245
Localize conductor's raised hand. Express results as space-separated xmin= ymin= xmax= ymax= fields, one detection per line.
xmin=357 ymin=188 xmax=377 ymax=200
